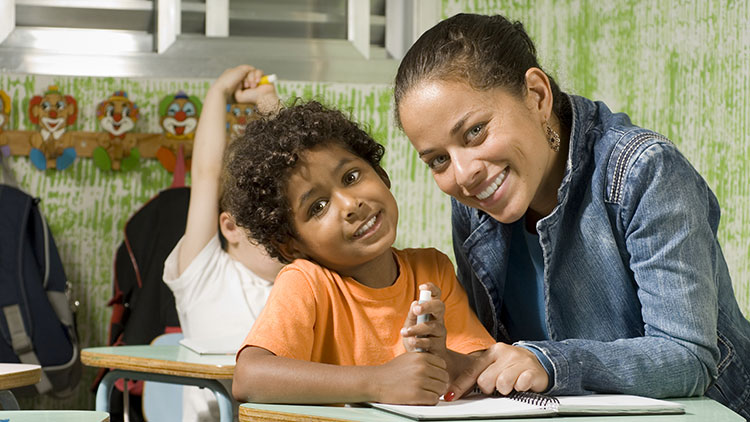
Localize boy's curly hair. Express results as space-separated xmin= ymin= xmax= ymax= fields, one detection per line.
xmin=220 ymin=100 xmax=385 ymax=263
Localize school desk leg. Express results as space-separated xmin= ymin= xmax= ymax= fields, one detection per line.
xmin=95 ymin=369 xmax=234 ymax=422
xmin=0 ymin=390 xmax=20 ymax=410
xmin=95 ymin=371 xmax=118 ymax=412
xmin=211 ymin=384 xmax=234 ymax=422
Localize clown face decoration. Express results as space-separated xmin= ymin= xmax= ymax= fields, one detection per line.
xmin=97 ymin=91 xmax=139 ymax=138
xmin=226 ymin=102 xmax=258 ymax=139
xmin=156 ymin=91 xmax=201 ymax=173
xmin=93 ymin=91 xmax=140 ymax=171
xmin=27 ymin=85 xmax=78 ymax=170
xmin=159 ymin=91 xmax=201 ymax=139
xmin=0 ymin=90 xmax=9 ymax=132
xmin=0 ymin=90 xmax=9 ymax=157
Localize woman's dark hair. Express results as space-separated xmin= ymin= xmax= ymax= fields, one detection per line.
xmin=220 ymin=100 xmax=385 ymax=263
xmin=394 ymin=13 xmax=569 ymax=127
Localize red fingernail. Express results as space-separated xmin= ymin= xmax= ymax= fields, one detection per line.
xmin=445 ymin=391 xmax=455 ymax=402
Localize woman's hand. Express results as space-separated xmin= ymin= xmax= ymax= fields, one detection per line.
xmin=446 ymin=342 xmax=549 ymax=401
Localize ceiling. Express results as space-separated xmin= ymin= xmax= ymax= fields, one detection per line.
xmin=0 ymin=0 xmax=437 ymax=83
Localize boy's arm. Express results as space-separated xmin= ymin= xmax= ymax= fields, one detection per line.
xmin=232 ymin=346 xmax=450 ymax=405
xmin=178 ymin=65 xmax=278 ymax=274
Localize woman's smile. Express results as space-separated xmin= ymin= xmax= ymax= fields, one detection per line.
xmin=475 ymin=167 xmax=509 ymax=201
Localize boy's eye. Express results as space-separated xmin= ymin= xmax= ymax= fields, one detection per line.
xmin=309 ymin=199 xmax=328 ymax=217
xmin=343 ymin=170 xmax=360 ymax=184
xmin=428 ymin=155 xmax=449 ymax=170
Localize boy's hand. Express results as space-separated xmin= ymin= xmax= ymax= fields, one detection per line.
xmin=401 ymin=283 xmax=447 ymax=359
xmin=372 ymin=351 xmax=449 ymax=405
xmin=209 ymin=64 xmax=278 ymax=107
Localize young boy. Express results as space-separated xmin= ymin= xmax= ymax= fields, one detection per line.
xmin=223 ymin=100 xmax=497 ymax=405
xmin=162 ymin=65 xmax=284 ymax=421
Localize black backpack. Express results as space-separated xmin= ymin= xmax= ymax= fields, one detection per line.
xmin=0 ymin=156 xmax=82 ymax=398
xmin=104 ymin=147 xmax=190 ymax=350
xmin=105 ymin=186 xmax=188 ymax=349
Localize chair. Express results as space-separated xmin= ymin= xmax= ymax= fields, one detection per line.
xmin=142 ymin=332 xmax=184 ymax=422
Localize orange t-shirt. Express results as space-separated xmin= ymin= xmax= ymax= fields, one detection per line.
xmin=240 ymin=248 xmax=495 ymax=366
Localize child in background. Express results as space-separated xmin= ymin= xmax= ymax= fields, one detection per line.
xmin=223 ymin=100 xmax=497 ymax=405
xmin=162 ymin=65 xmax=284 ymax=421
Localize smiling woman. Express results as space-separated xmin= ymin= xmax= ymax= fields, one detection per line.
xmin=393 ymin=13 xmax=750 ymax=418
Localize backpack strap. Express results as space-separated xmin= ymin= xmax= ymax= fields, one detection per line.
xmin=171 ymin=144 xmax=186 ymax=188
xmin=0 ymin=153 xmax=18 ymax=188
xmin=2 ymin=305 xmax=53 ymax=394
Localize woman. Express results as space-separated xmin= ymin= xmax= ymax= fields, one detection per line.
xmin=394 ymin=13 xmax=749 ymax=418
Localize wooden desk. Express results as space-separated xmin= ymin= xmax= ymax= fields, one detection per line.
xmin=0 ymin=363 xmax=41 ymax=410
xmin=0 ymin=410 xmax=110 ymax=421
xmin=81 ymin=345 xmax=235 ymax=422
xmin=239 ymin=397 xmax=744 ymax=422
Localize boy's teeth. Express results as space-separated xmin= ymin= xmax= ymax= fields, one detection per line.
xmin=476 ymin=171 xmax=507 ymax=200
xmin=355 ymin=215 xmax=377 ymax=237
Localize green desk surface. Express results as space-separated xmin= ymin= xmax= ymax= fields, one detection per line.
xmin=0 ymin=410 xmax=110 ymax=421
xmin=239 ymin=397 xmax=743 ymax=422
xmin=81 ymin=345 xmax=235 ymax=379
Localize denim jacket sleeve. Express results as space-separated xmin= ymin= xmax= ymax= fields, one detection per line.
xmin=527 ymin=136 xmax=721 ymax=398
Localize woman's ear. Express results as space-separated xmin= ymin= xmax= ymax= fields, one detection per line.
xmin=523 ymin=67 xmax=554 ymax=122
xmin=375 ymin=165 xmax=391 ymax=189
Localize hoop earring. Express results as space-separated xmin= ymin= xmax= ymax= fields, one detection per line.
xmin=545 ymin=123 xmax=561 ymax=152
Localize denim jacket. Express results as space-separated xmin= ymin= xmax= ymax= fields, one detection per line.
xmin=451 ymin=94 xmax=750 ymax=417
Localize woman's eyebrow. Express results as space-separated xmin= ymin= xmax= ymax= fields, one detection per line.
xmin=450 ymin=111 xmax=475 ymax=136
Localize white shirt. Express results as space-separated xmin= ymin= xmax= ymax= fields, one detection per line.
xmin=163 ymin=234 xmax=273 ymax=422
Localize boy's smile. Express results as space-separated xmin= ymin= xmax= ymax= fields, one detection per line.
xmin=283 ymin=144 xmax=399 ymax=283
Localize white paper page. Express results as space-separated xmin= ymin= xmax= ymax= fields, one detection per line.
xmin=557 ymin=394 xmax=685 ymax=414
xmin=179 ymin=335 xmax=242 ymax=355
xmin=370 ymin=395 xmax=555 ymax=420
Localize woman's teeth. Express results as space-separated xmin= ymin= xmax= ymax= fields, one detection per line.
xmin=476 ymin=169 xmax=508 ymax=200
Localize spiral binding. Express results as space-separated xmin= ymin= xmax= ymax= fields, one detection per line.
xmin=471 ymin=387 xmax=560 ymax=410
xmin=508 ymin=391 xmax=560 ymax=409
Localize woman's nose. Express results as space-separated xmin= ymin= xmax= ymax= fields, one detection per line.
xmin=452 ymin=153 xmax=482 ymax=194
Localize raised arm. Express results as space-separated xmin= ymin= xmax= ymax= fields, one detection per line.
xmin=178 ymin=65 xmax=279 ymax=274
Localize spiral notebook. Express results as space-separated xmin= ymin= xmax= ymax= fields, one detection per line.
xmin=369 ymin=391 xmax=685 ymax=420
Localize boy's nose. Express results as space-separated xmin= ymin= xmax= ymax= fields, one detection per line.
xmin=336 ymin=193 xmax=364 ymax=221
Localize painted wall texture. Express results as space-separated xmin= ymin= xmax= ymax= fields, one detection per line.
xmin=0 ymin=0 xmax=747 ymax=410
xmin=442 ymin=0 xmax=749 ymax=309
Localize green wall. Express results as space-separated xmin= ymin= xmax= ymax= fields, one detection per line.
xmin=0 ymin=0 xmax=747 ymax=410
xmin=443 ymin=0 xmax=750 ymax=311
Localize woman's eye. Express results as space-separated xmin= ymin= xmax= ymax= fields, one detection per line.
xmin=309 ymin=200 xmax=328 ymax=216
xmin=467 ymin=124 xmax=483 ymax=140
xmin=344 ymin=170 xmax=360 ymax=184
xmin=428 ymin=155 xmax=449 ymax=170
